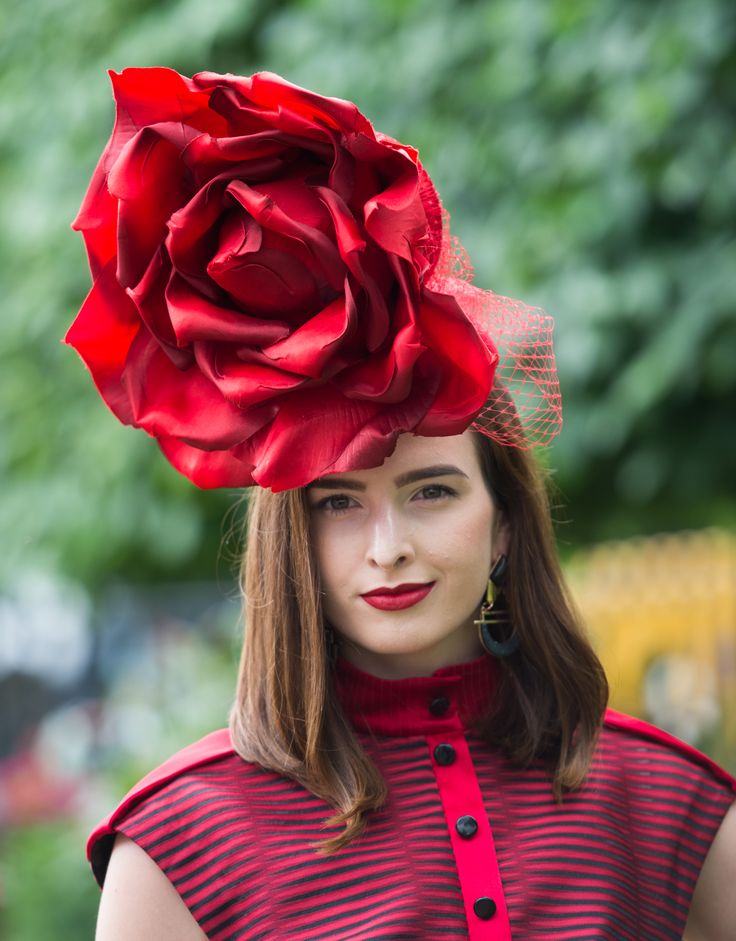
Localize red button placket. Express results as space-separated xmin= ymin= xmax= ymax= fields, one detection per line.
xmin=427 ymin=721 xmax=512 ymax=940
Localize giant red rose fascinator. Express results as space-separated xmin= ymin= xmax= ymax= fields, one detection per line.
xmin=66 ymin=67 xmax=561 ymax=491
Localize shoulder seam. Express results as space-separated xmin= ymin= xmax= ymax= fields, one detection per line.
xmin=87 ymin=728 xmax=236 ymax=885
xmin=603 ymin=708 xmax=736 ymax=793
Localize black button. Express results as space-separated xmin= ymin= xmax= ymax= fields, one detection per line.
xmin=433 ymin=743 xmax=456 ymax=766
xmin=456 ymin=814 xmax=478 ymax=838
xmin=473 ymin=896 xmax=497 ymax=919
xmin=429 ymin=695 xmax=449 ymax=716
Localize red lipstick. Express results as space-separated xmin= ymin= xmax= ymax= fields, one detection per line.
xmin=360 ymin=582 xmax=435 ymax=610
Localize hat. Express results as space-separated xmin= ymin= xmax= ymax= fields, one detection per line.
xmin=66 ymin=67 xmax=561 ymax=491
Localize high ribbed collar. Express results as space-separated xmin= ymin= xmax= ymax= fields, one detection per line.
xmin=333 ymin=651 xmax=499 ymax=737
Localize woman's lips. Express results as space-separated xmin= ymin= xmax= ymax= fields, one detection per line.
xmin=360 ymin=583 xmax=435 ymax=610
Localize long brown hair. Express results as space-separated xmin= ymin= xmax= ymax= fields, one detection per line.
xmin=229 ymin=426 xmax=608 ymax=853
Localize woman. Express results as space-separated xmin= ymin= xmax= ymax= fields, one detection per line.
xmin=68 ymin=69 xmax=735 ymax=939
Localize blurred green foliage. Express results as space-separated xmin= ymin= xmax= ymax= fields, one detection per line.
xmin=1 ymin=820 xmax=100 ymax=939
xmin=2 ymin=0 xmax=735 ymax=591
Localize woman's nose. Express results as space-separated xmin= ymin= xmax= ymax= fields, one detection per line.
xmin=366 ymin=507 xmax=415 ymax=570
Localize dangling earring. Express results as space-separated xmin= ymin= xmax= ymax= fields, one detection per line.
xmin=475 ymin=554 xmax=520 ymax=657
xmin=325 ymin=623 xmax=340 ymax=666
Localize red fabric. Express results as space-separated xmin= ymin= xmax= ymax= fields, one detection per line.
xmin=428 ymin=729 xmax=512 ymax=937
xmin=87 ymin=655 xmax=735 ymax=940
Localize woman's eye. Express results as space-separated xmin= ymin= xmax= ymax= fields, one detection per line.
xmin=314 ymin=494 xmax=356 ymax=514
xmin=312 ymin=485 xmax=456 ymax=514
xmin=415 ymin=484 xmax=457 ymax=501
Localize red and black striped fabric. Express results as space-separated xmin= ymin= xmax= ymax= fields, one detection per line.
xmin=88 ymin=653 xmax=735 ymax=940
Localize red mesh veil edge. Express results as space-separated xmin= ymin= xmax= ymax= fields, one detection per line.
xmin=424 ymin=204 xmax=563 ymax=448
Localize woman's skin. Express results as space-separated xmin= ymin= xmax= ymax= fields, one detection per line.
xmin=684 ymin=804 xmax=736 ymax=940
xmin=96 ymin=430 xmax=735 ymax=939
xmin=96 ymin=834 xmax=207 ymax=939
xmin=306 ymin=430 xmax=507 ymax=679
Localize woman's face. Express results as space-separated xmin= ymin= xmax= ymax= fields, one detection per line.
xmin=306 ymin=430 xmax=507 ymax=678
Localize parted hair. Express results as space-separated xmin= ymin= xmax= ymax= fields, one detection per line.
xmin=228 ymin=418 xmax=609 ymax=854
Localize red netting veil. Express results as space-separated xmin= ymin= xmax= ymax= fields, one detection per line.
xmin=65 ymin=67 xmax=562 ymax=491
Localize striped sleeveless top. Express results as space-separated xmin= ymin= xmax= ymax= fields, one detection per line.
xmin=87 ymin=652 xmax=735 ymax=940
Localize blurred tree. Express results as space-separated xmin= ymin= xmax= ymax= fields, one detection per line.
xmin=2 ymin=0 xmax=734 ymax=590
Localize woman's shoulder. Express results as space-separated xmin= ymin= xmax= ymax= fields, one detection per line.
xmin=600 ymin=706 xmax=736 ymax=793
xmin=88 ymin=728 xmax=237 ymax=888
xmin=96 ymin=834 xmax=208 ymax=940
xmin=88 ymin=729 xmax=333 ymax=939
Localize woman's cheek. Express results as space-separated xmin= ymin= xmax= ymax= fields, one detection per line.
xmin=314 ymin=524 xmax=356 ymax=588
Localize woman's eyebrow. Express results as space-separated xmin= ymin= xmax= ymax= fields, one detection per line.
xmin=306 ymin=465 xmax=469 ymax=491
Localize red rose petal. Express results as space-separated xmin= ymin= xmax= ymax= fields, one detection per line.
xmin=313 ymin=186 xmax=367 ymax=263
xmin=183 ymin=131 xmax=300 ymax=189
xmin=364 ymin=161 xmax=427 ymax=262
xmin=127 ymin=248 xmax=193 ymax=369
xmin=166 ymin=178 xmax=226 ymax=299
xmin=165 ymin=272 xmax=289 ymax=346
xmin=208 ymin=215 xmax=324 ymax=320
xmin=316 ymin=186 xmax=392 ymax=351
xmin=331 ymin=265 xmax=424 ymax=402
xmin=254 ymin=177 xmax=334 ymax=233
xmin=248 ymin=386 xmax=380 ymax=490
xmin=248 ymin=369 xmax=440 ymax=491
xmin=244 ymin=387 xmax=388 ymax=491
xmin=72 ymin=68 xmax=216 ymax=279
xmin=110 ymin=67 xmax=222 ymax=137
xmin=122 ymin=328 xmax=255 ymax=448
xmin=211 ymin=250 xmax=321 ymax=321
xmin=225 ymin=180 xmax=344 ymax=290
xmin=260 ymin=293 xmax=356 ymax=378
xmin=332 ymin=324 xmax=424 ymax=403
xmin=209 ymin=89 xmax=341 ymax=152
xmin=64 ymin=259 xmax=140 ymax=424
xmin=374 ymin=131 xmax=420 ymax=163
xmin=157 ymin=435 xmax=257 ymax=489
xmin=414 ymin=288 xmax=497 ymax=434
xmin=108 ymin=125 xmax=198 ymax=289
xmin=215 ymin=210 xmax=264 ymax=259
xmin=194 ymin=71 xmax=375 ymax=141
xmin=71 ymin=171 xmax=118 ymax=280
xmin=355 ymin=248 xmax=395 ymax=351
xmin=193 ymin=344 xmax=306 ymax=408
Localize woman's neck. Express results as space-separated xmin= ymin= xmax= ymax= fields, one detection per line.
xmin=335 ymin=631 xmax=487 ymax=680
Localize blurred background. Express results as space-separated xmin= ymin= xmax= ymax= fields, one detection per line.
xmin=1 ymin=0 xmax=735 ymax=936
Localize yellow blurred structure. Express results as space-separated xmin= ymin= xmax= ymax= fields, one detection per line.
xmin=565 ymin=529 xmax=736 ymax=764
